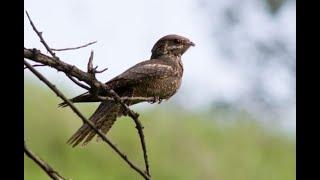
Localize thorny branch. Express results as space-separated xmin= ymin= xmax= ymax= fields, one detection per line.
xmin=24 ymin=141 xmax=67 ymax=180
xmin=24 ymin=11 xmax=152 ymax=179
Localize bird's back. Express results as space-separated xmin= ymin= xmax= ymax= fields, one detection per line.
xmin=105 ymin=56 xmax=183 ymax=100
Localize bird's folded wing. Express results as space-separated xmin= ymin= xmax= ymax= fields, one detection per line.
xmin=106 ymin=59 xmax=175 ymax=89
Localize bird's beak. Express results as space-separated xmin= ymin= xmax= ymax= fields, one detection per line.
xmin=187 ymin=41 xmax=195 ymax=47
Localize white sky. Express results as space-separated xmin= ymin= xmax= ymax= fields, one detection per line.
xmin=24 ymin=0 xmax=296 ymax=133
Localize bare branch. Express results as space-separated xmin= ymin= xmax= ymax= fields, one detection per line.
xmin=25 ymin=47 xmax=152 ymax=178
xmin=24 ymin=141 xmax=67 ymax=180
xmin=93 ymin=66 xmax=108 ymax=74
xmin=25 ymin=11 xmax=58 ymax=59
xmin=107 ymin=90 xmax=151 ymax=176
xmin=51 ymin=41 xmax=97 ymax=51
xmin=24 ymin=48 xmax=96 ymax=87
xmin=24 ymin=60 xmax=151 ymax=180
xmin=97 ymin=96 xmax=156 ymax=102
xmin=24 ymin=63 xmax=46 ymax=69
xmin=25 ymin=13 xmax=151 ymax=178
xmin=87 ymin=51 xmax=95 ymax=75
xmin=67 ymin=75 xmax=91 ymax=90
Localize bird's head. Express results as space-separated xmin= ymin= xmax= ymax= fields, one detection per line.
xmin=151 ymin=34 xmax=195 ymax=59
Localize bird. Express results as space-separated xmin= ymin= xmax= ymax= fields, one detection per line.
xmin=60 ymin=34 xmax=195 ymax=147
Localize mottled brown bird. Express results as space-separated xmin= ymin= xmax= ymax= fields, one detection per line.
xmin=60 ymin=34 xmax=195 ymax=147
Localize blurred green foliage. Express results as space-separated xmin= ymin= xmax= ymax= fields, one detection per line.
xmin=24 ymin=82 xmax=295 ymax=180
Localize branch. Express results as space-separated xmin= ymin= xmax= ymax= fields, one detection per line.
xmin=24 ymin=63 xmax=46 ymax=69
xmin=87 ymin=51 xmax=108 ymax=76
xmin=24 ymin=60 xmax=151 ymax=180
xmin=24 ymin=141 xmax=67 ymax=180
xmin=24 ymin=48 xmax=96 ymax=87
xmin=51 ymin=41 xmax=97 ymax=51
xmin=24 ymin=48 xmax=151 ymax=176
xmin=97 ymin=96 xmax=156 ymax=102
xmin=87 ymin=51 xmax=95 ymax=75
xmin=25 ymin=12 xmax=151 ymax=178
xmin=107 ymin=90 xmax=151 ymax=176
xmin=26 ymin=11 xmax=58 ymax=59
xmin=67 ymin=75 xmax=91 ymax=90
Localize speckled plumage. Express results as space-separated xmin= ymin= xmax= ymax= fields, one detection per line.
xmin=63 ymin=34 xmax=194 ymax=147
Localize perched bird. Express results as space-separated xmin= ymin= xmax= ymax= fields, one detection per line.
xmin=60 ymin=34 xmax=195 ymax=147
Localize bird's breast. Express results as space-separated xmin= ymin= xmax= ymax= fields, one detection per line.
xmin=132 ymin=58 xmax=183 ymax=100
xmin=133 ymin=75 xmax=182 ymax=100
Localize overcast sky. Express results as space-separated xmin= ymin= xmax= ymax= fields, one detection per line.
xmin=24 ymin=0 xmax=296 ymax=133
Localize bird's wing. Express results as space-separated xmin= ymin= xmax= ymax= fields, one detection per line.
xmin=105 ymin=59 xmax=175 ymax=89
xmin=59 ymin=59 xmax=174 ymax=106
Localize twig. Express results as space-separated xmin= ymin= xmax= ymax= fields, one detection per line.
xmin=97 ymin=96 xmax=156 ymax=102
xmin=24 ymin=141 xmax=67 ymax=180
xmin=25 ymin=11 xmax=58 ymax=59
xmin=59 ymin=96 xmax=156 ymax=105
xmin=87 ymin=51 xmax=95 ymax=75
xmin=24 ymin=63 xmax=46 ymax=69
xmin=25 ymin=12 xmax=151 ymax=178
xmin=94 ymin=66 xmax=108 ymax=73
xmin=25 ymin=48 xmax=96 ymax=87
xmin=107 ymin=90 xmax=151 ymax=176
xmin=67 ymin=75 xmax=91 ymax=90
xmin=51 ymin=41 xmax=97 ymax=51
xmin=25 ymin=47 xmax=152 ymax=178
xmin=83 ymin=49 xmax=151 ymax=176
xmin=24 ymin=60 xmax=151 ymax=180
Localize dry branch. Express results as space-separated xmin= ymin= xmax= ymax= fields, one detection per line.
xmin=26 ymin=11 xmax=58 ymax=59
xmin=24 ymin=11 xmax=152 ymax=179
xmin=24 ymin=48 xmax=152 ymax=178
xmin=24 ymin=64 xmax=46 ymax=69
xmin=24 ymin=141 xmax=67 ymax=180
xmin=66 ymin=75 xmax=91 ymax=90
xmin=51 ymin=41 xmax=97 ymax=51
xmin=24 ymin=60 xmax=150 ymax=180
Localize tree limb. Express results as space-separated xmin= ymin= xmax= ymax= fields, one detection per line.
xmin=24 ymin=141 xmax=67 ymax=180
xmin=66 ymin=75 xmax=91 ymax=90
xmin=24 ymin=63 xmax=46 ymax=69
xmin=24 ymin=60 xmax=151 ymax=180
xmin=25 ymin=11 xmax=58 ymax=59
xmin=24 ymin=47 xmax=152 ymax=177
xmin=25 ymin=11 xmax=152 ymax=179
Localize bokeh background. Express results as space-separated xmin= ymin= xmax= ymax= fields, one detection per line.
xmin=24 ymin=0 xmax=296 ymax=179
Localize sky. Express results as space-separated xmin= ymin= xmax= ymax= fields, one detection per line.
xmin=24 ymin=0 xmax=296 ymax=133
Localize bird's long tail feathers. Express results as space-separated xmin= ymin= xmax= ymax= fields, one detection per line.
xmin=67 ymin=101 xmax=121 ymax=147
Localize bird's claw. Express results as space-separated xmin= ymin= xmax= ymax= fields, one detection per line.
xmin=150 ymin=96 xmax=163 ymax=104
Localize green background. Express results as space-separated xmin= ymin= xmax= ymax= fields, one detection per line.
xmin=24 ymin=82 xmax=295 ymax=180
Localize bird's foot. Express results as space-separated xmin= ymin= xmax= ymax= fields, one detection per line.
xmin=150 ymin=96 xmax=163 ymax=104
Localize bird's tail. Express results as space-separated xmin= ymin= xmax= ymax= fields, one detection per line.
xmin=67 ymin=101 xmax=122 ymax=147
xmin=58 ymin=92 xmax=95 ymax=108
